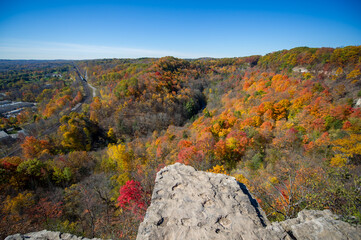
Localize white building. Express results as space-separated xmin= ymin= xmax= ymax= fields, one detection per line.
xmin=0 ymin=130 xmax=9 ymax=140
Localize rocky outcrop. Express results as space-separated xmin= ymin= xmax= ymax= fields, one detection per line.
xmin=5 ymin=230 xmax=102 ymax=240
xmin=6 ymin=163 xmax=361 ymax=240
xmin=137 ymin=163 xmax=361 ymax=240
xmin=268 ymin=210 xmax=361 ymax=240
xmin=137 ymin=163 xmax=269 ymax=240
xmin=292 ymin=67 xmax=309 ymax=73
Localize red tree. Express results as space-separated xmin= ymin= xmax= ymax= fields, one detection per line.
xmin=117 ymin=180 xmax=146 ymax=219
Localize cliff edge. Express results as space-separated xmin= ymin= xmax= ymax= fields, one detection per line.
xmin=5 ymin=163 xmax=361 ymax=240
xmin=136 ymin=163 xmax=361 ymax=240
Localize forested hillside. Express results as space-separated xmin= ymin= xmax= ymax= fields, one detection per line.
xmin=1 ymin=46 xmax=361 ymax=239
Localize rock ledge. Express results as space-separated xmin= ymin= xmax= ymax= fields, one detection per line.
xmin=136 ymin=163 xmax=361 ymax=240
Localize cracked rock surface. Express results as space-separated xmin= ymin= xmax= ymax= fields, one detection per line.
xmin=137 ymin=163 xmax=268 ymax=240
xmin=136 ymin=163 xmax=361 ymax=240
xmin=5 ymin=230 xmax=102 ymax=240
xmin=266 ymin=209 xmax=361 ymax=240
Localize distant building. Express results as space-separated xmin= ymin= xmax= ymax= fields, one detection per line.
xmin=10 ymin=129 xmax=27 ymax=139
xmin=0 ymin=130 xmax=9 ymax=139
xmin=0 ymin=101 xmax=36 ymax=117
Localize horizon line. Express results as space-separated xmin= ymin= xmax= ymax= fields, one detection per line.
xmin=0 ymin=44 xmax=358 ymax=61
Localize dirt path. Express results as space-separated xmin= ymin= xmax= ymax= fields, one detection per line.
xmin=87 ymin=83 xmax=97 ymax=97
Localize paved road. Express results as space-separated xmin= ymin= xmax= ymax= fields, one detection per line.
xmin=2 ymin=64 xmax=95 ymax=158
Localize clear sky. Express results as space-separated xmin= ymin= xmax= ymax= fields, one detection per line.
xmin=0 ymin=0 xmax=360 ymax=59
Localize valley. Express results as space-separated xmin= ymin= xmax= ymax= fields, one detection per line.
xmin=0 ymin=46 xmax=360 ymax=239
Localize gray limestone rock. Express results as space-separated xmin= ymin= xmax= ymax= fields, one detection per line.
xmin=137 ymin=163 xmax=361 ymax=240
xmin=4 ymin=229 xmax=103 ymax=240
xmin=277 ymin=210 xmax=361 ymax=240
xmin=136 ymin=163 xmax=269 ymax=240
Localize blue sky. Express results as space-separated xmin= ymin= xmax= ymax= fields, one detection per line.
xmin=0 ymin=0 xmax=360 ymax=59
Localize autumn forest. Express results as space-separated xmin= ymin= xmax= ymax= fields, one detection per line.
xmin=1 ymin=46 xmax=361 ymax=239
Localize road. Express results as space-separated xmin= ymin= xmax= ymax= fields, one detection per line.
xmin=88 ymin=83 xmax=97 ymax=98
xmin=2 ymin=64 xmax=95 ymax=158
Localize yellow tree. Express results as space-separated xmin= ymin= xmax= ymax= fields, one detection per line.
xmin=331 ymin=134 xmax=361 ymax=167
xmin=102 ymin=143 xmax=133 ymax=198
